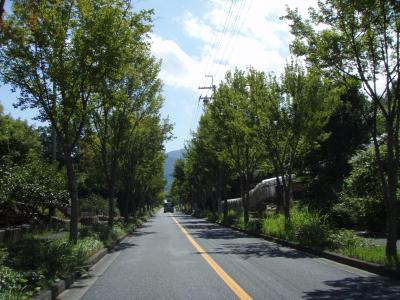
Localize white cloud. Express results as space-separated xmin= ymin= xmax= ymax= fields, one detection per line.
xmin=150 ymin=34 xmax=204 ymax=91
xmin=151 ymin=0 xmax=319 ymax=91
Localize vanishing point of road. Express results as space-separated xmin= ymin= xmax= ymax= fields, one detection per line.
xmin=58 ymin=211 xmax=400 ymax=300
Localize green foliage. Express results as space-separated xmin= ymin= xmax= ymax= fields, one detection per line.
xmin=327 ymin=230 xmax=373 ymax=250
xmin=332 ymin=146 xmax=385 ymax=231
xmin=338 ymin=245 xmax=398 ymax=266
xmin=0 ymin=0 xmax=169 ymax=241
xmin=80 ymin=223 xmax=126 ymax=246
xmin=9 ymin=235 xmax=102 ymax=279
xmin=262 ymin=206 xmax=329 ymax=248
xmin=220 ymin=210 xmax=241 ymax=227
xmin=0 ymin=234 xmax=101 ymax=298
xmin=284 ymin=0 xmax=400 ymax=261
xmin=0 ymin=266 xmax=28 ymax=299
xmin=80 ymin=194 xmax=108 ymax=214
xmin=0 ymin=156 xmax=69 ymax=221
xmin=0 ymin=107 xmax=41 ymax=165
xmin=246 ymin=218 xmax=261 ymax=235
xmin=327 ymin=230 xmax=397 ymax=266
xmin=303 ymin=84 xmax=372 ymax=210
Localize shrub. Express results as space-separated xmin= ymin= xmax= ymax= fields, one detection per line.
xmin=80 ymin=194 xmax=108 ymax=215
xmin=291 ymin=208 xmax=328 ymax=248
xmin=327 ymin=229 xmax=374 ymax=250
xmin=262 ymin=206 xmax=329 ymax=248
xmin=333 ymin=146 xmax=386 ymax=231
xmin=221 ymin=210 xmax=240 ymax=226
xmin=0 ymin=266 xmax=28 ymax=297
xmin=246 ymin=219 xmax=261 ymax=234
xmin=262 ymin=213 xmax=288 ymax=239
xmin=109 ymin=225 xmax=125 ymax=241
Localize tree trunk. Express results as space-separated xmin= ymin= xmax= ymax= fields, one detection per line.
xmin=222 ymin=176 xmax=228 ymax=219
xmin=385 ymin=127 xmax=398 ymax=265
xmin=48 ymin=204 xmax=55 ymax=223
xmin=123 ymin=189 xmax=129 ymax=223
xmin=275 ymin=175 xmax=283 ymax=213
xmin=244 ymin=176 xmax=250 ymax=225
xmin=283 ymin=174 xmax=292 ymax=230
xmin=0 ymin=0 xmax=5 ymax=23
xmin=65 ymin=153 xmax=79 ymax=243
xmin=239 ymin=175 xmax=249 ymax=225
xmin=108 ymin=188 xmax=115 ymax=228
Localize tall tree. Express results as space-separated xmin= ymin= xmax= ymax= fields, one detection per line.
xmin=284 ymin=0 xmax=400 ymax=264
xmin=253 ymin=63 xmax=337 ymax=226
xmin=89 ymin=28 xmax=159 ymax=227
xmin=0 ymin=0 xmax=142 ymax=242
xmin=210 ymin=69 xmax=263 ymax=225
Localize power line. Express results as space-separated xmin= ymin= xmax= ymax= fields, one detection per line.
xmin=215 ymin=0 xmax=249 ymax=81
xmin=204 ymin=0 xmax=236 ymax=80
xmin=210 ymin=0 xmax=244 ymax=79
xmin=191 ymin=1 xmax=234 ymax=134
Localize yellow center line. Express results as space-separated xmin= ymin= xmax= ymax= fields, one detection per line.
xmin=171 ymin=215 xmax=253 ymax=300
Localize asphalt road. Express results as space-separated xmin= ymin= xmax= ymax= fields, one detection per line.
xmin=59 ymin=211 xmax=400 ymax=300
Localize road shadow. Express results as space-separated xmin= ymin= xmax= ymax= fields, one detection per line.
xmin=302 ymin=276 xmax=400 ymax=299
xmin=138 ymin=223 xmax=153 ymax=228
xmin=167 ymin=214 xmax=193 ymax=219
xmin=113 ymin=242 xmax=137 ymax=252
xmin=205 ymin=242 xmax=309 ymax=260
xmin=180 ymin=219 xmax=248 ymax=240
xmin=131 ymin=230 xmax=156 ymax=237
xmin=179 ymin=217 xmax=311 ymax=260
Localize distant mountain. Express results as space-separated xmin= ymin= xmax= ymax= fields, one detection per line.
xmin=164 ymin=149 xmax=184 ymax=191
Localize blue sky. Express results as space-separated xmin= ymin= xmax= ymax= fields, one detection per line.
xmin=0 ymin=0 xmax=318 ymax=152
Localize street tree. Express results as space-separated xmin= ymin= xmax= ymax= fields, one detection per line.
xmin=210 ymin=69 xmax=263 ymax=225
xmin=253 ymin=63 xmax=337 ymax=227
xmin=89 ymin=28 xmax=160 ymax=227
xmin=284 ymin=0 xmax=400 ymax=263
xmin=0 ymin=0 xmax=144 ymax=242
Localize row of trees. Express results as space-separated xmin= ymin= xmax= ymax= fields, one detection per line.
xmin=171 ymin=0 xmax=400 ymax=264
xmin=170 ymin=63 xmax=339 ymax=224
xmin=0 ymin=0 xmax=171 ymax=242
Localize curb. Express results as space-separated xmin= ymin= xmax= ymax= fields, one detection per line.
xmin=255 ymin=231 xmax=400 ymax=279
xmin=30 ymin=224 xmax=144 ymax=300
xmin=31 ymin=247 xmax=110 ymax=300
xmin=195 ymin=215 xmax=400 ymax=280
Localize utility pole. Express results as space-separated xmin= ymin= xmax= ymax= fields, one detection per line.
xmin=198 ymin=75 xmax=216 ymax=107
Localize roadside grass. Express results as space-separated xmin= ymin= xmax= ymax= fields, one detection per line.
xmin=0 ymin=210 xmax=155 ymax=299
xmin=339 ymin=245 xmax=388 ymax=264
xmin=191 ymin=207 xmax=399 ymax=268
xmin=262 ymin=206 xmax=328 ymax=248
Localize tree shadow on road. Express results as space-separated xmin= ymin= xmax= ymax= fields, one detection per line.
xmin=189 ymin=225 xmax=247 ymax=240
xmin=180 ymin=219 xmax=309 ymax=259
xmin=113 ymin=242 xmax=137 ymax=252
xmin=130 ymin=230 xmax=156 ymax=237
xmin=302 ymin=276 xmax=400 ymax=299
xmin=206 ymin=242 xmax=310 ymax=260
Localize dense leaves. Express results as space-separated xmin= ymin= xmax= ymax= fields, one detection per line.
xmin=0 ymin=0 xmax=171 ymax=241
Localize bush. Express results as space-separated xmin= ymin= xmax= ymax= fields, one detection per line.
xmin=221 ymin=210 xmax=240 ymax=226
xmin=262 ymin=206 xmax=329 ymax=248
xmin=333 ymin=146 xmax=386 ymax=231
xmin=262 ymin=213 xmax=288 ymax=239
xmin=246 ymin=219 xmax=261 ymax=234
xmin=327 ymin=229 xmax=373 ymax=250
xmin=109 ymin=225 xmax=125 ymax=241
xmin=80 ymin=194 xmax=108 ymax=215
xmin=0 ymin=266 xmax=28 ymax=298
